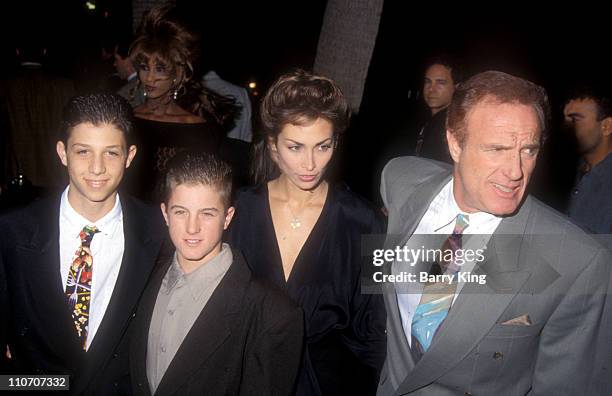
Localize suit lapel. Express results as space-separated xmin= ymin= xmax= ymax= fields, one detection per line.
xmin=396 ymin=171 xmax=451 ymax=247
xmin=130 ymin=243 xmax=174 ymax=396
xmin=17 ymin=195 xmax=85 ymax=366
xmin=381 ymin=171 xmax=452 ymax=384
xmin=153 ymin=251 xmax=249 ymax=396
xmin=77 ymin=196 xmax=163 ymax=392
xmin=395 ymin=198 xmax=536 ymax=394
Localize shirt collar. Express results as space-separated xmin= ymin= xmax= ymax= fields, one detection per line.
xmin=163 ymin=243 xmax=233 ymax=301
xmin=435 ymin=178 xmax=501 ymax=232
xmin=60 ymin=185 xmax=123 ymax=238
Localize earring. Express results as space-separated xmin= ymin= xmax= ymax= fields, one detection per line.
xmin=171 ymin=79 xmax=178 ymax=100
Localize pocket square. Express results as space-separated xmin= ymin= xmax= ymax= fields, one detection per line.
xmin=500 ymin=314 xmax=532 ymax=326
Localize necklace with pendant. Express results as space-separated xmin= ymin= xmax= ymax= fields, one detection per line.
xmin=287 ymin=204 xmax=302 ymax=229
xmin=284 ymin=182 xmax=327 ymax=230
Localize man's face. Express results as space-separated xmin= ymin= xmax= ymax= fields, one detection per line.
xmin=447 ymin=99 xmax=541 ymax=216
xmin=162 ymin=183 xmax=235 ymax=271
xmin=56 ymin=122 xmax=137 ymax=214
xmin=423 ymin=64 xmax=455 ymax=114
xmin=563 ymin=98 xmax=605 ymax=154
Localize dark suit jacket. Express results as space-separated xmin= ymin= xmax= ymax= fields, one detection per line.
xmin=130 ymin=247 xmax=304 ymax=396
xmin=0 ymin=193 xmax=165 ymax=395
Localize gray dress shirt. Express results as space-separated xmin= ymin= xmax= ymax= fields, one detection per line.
xmin=146 ymin=243 xmax=233 ymax=393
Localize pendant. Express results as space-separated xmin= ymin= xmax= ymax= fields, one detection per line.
xmin=290 ymin=218 xmax=302 ymax=229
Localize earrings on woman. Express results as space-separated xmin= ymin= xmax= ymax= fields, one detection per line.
xmin=172 ymin=78 xmax=178 ymax=100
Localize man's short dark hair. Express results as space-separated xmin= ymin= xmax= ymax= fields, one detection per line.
xmin=162 ymin=151 xmax=233 ymax=208
xmin=424 ymin=53 xmax=463 ymax=84
xmin=447 ymin=71 xmax=550 ymax=146
xmin=61 ymin=93 xmax=134 ymax=145
xmin=565 ymin=85 xmax=612 ymax=121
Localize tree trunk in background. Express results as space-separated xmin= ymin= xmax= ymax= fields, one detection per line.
xmin=314 ymin=0 xmax=384 ymax=113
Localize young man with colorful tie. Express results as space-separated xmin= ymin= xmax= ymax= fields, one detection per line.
xmin=0 ymin=94 xmax=166 ymax=394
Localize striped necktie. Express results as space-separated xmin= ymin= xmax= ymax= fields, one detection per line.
xmin=411 ymin=214 xmax=469 ymax=359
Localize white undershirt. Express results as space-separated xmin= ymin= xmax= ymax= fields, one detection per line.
xmin=395 ymin=179 xmax=502 ymax=346
xmin=59 ymin=186 xmax=125 ymax=350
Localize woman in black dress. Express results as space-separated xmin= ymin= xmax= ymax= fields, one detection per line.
xmin=124 ymin=5 xmax=245 ymax=201
xmin=229 ymin=70 xmax=386 ymax=395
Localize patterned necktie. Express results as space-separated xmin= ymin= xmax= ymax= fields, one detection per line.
xmin=411 ymin=214 xmax=469 ymax=359
xmin=65 ymin=225 xmax=100 ymax=350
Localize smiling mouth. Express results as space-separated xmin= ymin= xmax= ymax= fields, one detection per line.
xmin=86 ymin=180 xmax=109 ymax=188
xmin=184 ymin=239 xmax=202 ymax=246
xmin=492 ymin=183 xmax=518 ymax=194
xmin=145 ymin=85 xmax=156 ymax=92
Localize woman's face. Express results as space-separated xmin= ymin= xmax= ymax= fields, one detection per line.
xmin=269 ymin=117 xmax=335 ymax=191
xmin=136 ymin=55 xmax=177 ymax=100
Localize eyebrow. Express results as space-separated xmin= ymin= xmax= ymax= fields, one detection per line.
xmin=522 ymin=143 xmax=541 ymax=150
xmin=71 ymin=144 xmax=122 ymax=149
xmin=169 ymin=205 xmax=219 ymax=212
xmin=483 ymin=142 xmax=541 ymax=150
xmin=285 ymin=138 xmax=333 ymax=146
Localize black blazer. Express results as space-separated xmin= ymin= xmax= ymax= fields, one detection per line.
xmin=129 ymin=247 xmax=304 ymax=396
xmin=0 ymin=194 xmax=165 ymax=395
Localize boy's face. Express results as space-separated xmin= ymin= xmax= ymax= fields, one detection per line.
xmin=161 ymin=183 xmax=235 ymax=271
xmin=56 ymin=122 xmax=136 ymax=215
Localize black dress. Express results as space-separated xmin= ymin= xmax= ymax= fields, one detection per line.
xmin=125 ymin=118 xmax=249 ymax=201
xmin=228 ymin=183 xmax=387 ymax=395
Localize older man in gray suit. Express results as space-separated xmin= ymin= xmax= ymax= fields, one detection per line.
xmin=377 ymin=71 xmax=611 ymax=395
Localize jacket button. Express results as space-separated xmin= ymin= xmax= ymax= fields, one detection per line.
xmin=113 ymin=353 xmax=118 ymax=358
xmin=132 ymin=312 xmax=136 ymax=318
xmin=493 ymin=351 xmax=503 ymax=360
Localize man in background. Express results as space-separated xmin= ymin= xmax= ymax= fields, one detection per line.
xmin=563 ymin=86 xmax=612 ymax=234
xmin=414 ymin=56 xmax=461 ymax=163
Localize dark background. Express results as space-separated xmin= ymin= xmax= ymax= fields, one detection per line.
xmin=2 ymin=1 xmax=608 ymax=209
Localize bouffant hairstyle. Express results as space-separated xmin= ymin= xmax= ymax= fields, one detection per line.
xmin=251 ymin=69 xmax=350 ymax=185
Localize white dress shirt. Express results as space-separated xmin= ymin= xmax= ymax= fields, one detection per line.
xmin=395 ymin=179 xmax=502 ymax=346
xmin=59 ymin=186 xmax=125 ymax=350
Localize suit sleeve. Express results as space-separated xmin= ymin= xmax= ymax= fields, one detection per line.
xmin=531 ymin=247 xmax=611 ymax=395
xmin=341 ymin=207 xmax=387 ymax=375
xmin=241 ymin=302 xmax=304 ymax=396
